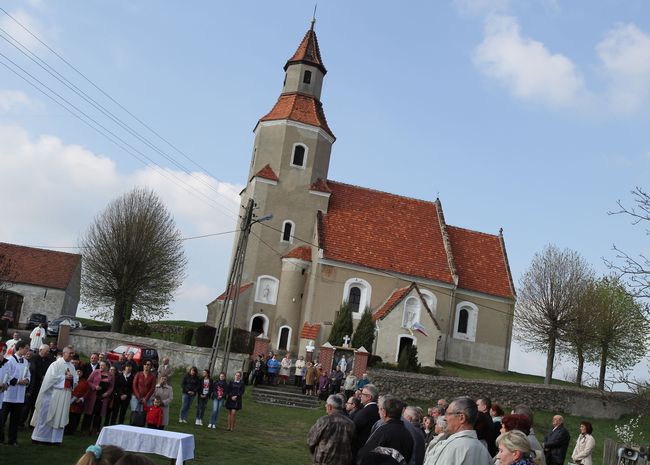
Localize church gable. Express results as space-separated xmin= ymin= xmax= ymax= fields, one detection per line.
xmin=372 ymin=283 xmax=441 ymax=331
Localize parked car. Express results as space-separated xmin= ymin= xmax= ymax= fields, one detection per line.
xmin=46 ymin=316 xmax=83 ymax=336
xmin=106 ymin=345 xmax=159 ymax=370
xmin=27 ymin=313 xmax=48 ymax=330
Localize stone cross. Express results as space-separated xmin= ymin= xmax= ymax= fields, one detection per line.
xmin=342 ymin=334 xmax=351 ymax=348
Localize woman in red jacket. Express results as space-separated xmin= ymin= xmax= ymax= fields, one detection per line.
xmin=82 ymin=361 xmax=115 ymax=435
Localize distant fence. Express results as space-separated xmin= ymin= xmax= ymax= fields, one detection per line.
xmin=69 ymin=329 xmax=248 ymax=375
xmin=603 ymin=439 xmax=648 ymax=465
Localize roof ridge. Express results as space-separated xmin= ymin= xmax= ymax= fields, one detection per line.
xmin=446 ymin=224 xmax=500 ymax=238
xmin=435 ymin=199 xmax=459 ymax=287
xmin=0 ymin=242 xmax=81 ymax=258
xmin=325 ymin=180 xmax=438 ymax=206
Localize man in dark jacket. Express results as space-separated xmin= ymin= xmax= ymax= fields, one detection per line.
xmin=543 ymin=415 xmax=570 ymax=465
xmin=110 ymin=363 xmax=134 ymax=424
xmin=357 ymin=395 xmax=414 ymax=465
xmin=353 ymin=384 xmax=380 ymax=454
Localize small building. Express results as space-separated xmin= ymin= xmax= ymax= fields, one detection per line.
xmin=0 ymin=242 xmax=81 ymax=327
xmin=207 ymin=22 xmax=516 ymax=371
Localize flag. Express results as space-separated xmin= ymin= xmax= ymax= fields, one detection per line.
xmin=411 ymin=321 xmax=429 ymax=337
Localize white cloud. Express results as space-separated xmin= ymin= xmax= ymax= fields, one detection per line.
xmin=0 ymin=9 xmax=49 ymax=53
xmin=0 ymin=90 xmax=32 ymax=113
xmin=473 ymin=15 xmax=587 ymax=108
xmin=0 ymin=124 xmax=242 ymax=321
xmin=597 ymin=23 xmax=650 ymax=114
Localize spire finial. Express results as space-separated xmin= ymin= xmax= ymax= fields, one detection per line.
xmin=311 ymin=3 xmax=317 ymax=30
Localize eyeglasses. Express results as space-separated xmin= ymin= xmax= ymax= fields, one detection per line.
xmin=448 ymin=411 xmax=465 ymax=417
xmin=361 ymin=392 xmax=371 ymax=397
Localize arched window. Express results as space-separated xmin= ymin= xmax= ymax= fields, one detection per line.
xmin=402 ymin=297 xmax=420 ymax=328
xmin=290 ymin=144 xmax=307 ymax=168
xmin=277 ymin=325 xmax=292 ymax=351
xmin=255 ymin=275 xmax=279 ymax=305
xmin=453 ymin=301 xmax=479 ymax=342
xmin=348 ymin=286 xmax=361 ymax=313
xmin=281 ymin=220 xmax=294 ymax=243
xmin=303 ymin=70 xmax=312 ymax=84
xmin=249 ymin=313 xmax=269 ymax=337
xmin=342 ymin=278 xmax=372 ymax=319
xmin=419 ymin=289 xmax=437 ymax=317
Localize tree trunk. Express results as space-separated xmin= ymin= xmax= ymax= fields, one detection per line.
xmin=111 ymin=299 xmax=125 ymax=333
xmin=545 ymin=334 xmax=556 ymax=385
xmin=576 ymin=347 xmax=584 ymax=386
xmin=598 ymin=344 xmax=608 ymax=390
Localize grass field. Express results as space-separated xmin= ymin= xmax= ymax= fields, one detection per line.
xmin=3 ymin=375 xmax=648 ymax=465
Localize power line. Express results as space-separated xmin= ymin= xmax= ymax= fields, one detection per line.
xmin=0 ymin=7 xmax=239 ymax=199
xmin=0 ymin=52 xmax=235 ymax=219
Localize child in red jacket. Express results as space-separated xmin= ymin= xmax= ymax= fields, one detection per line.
xmin=145 ymin=395 xmax=164 ymax=429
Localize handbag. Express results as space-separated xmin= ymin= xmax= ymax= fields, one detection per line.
xmin=130 ymin=408 xmax=146 ymax=427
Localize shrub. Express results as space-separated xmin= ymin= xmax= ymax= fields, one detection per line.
xmin=368 ymin=355 xmax=383 ymax=367
xmin=122 ymin=319 xmax=151 ymax=337
xmin=217 ymin=327 xmax=252 ymax=354
xmin=195 ymin=325 xmax=217 ymax=348
xmin=352 ymin=307 xmax=375 ymax=351
xmin=328 ymin=303 xmax=353 ymax=346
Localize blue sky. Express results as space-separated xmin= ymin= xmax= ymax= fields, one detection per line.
xmin=0 ymin=1 xmax=648 ymax=385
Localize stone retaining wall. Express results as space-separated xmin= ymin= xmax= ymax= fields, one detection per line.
xmin=368 ymin=368 xmax=637 ymax=420
xmin=69 ymin=329 xmax=248 ymax=375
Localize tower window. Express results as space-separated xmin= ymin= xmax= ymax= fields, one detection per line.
xmin=281 ymin=220 xmax=294 ymax=243
xmin=291 ymin=144 xmax=306 ymax=168
xmin=303 ymin=70 xmax=312 ymax=84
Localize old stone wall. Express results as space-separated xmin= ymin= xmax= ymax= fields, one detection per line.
xmin=368 ymin=368 xmax=637 ymax=420
xmin=69 ymin=330 xmax=248 ymax=375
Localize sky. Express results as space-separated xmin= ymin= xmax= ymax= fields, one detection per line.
xmin=0 ymin=1 xmax=648 ymax=387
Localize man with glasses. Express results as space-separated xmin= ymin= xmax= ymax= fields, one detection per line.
xmin=346 ymin=396 xmax=361 ymax=420
xmin=353 ymin=384 xmax=380 ymax=455
xmin=424 ymin=396 xmax=492 ymax=465
xmin=30 ymin=345 xmax=77 ymax=444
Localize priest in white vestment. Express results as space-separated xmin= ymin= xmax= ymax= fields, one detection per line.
xmin=29 ymin=324 xmax=46 ymax=351
xmin=30 ymin=346 xmax=78 ymax=444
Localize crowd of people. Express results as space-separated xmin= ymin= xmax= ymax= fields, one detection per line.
xmin=0 ymin=331 xmax=247 ymax=448
xmin=308 ymin=387 xmax=595 ymax=465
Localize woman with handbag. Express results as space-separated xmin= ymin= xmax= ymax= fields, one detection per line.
xmin=570 ymin=421 xmax=595 ymax=465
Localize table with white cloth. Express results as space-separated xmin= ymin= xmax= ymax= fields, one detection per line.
xmin=97 ymin=424 xmax=194 ymax=465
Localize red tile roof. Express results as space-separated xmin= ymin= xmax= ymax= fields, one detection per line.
xmin=252 ymin=164 xmax=279 ymax=182
xmin=310 ymin=178 xmax=331 ymax=193
xmin=0 ymin=242 xmax=80 ymax=290
xmin=300 ymin=322 xmax=321 ymax=339
xmin=284 ymin=27 xmax=326 ymax=74
xmin=319 ymin=181 xmax=455 ymax=284
xmin=260 ymin=93 xmax=335 ymax=138
xmin=216 ymin=282 xmax=253 ymax=301
xmin=373 ymin=286 xmax=411 ymax=321
xmin=446 ymin=226 xmax=515 ymax=299
xmin=282 ymin=246 xmax=312 ymax=262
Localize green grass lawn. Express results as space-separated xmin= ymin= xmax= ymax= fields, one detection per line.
xmin=3 ymin=376 xmax=648 ymax=464
xmin=2 ymin=382 xmax=322 ymax=464
xmin=436 ymin=361 xmax=576 ymax=386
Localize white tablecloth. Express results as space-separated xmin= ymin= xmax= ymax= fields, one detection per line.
xmin=97 ymin=425 xmax=194 ymax=465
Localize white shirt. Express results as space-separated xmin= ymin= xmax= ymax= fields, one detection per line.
xmin=4 ymin=353 xmax=31 ymax=403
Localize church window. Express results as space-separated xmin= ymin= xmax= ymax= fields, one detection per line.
xmin=419 ymin=289 xmax=437 ymax=317
xmin=303 ymin=70 xmax=312 ymax=84
xmin=402 ymin=297 xmax=421 ymax=328
xmin=291 ymin=144 xmax=307 ymax=168
xmin=255 ymin=275 xmax=279 ymax=305
xmin=281 ymin=220 xmax=294 ymax=243
xmin=453 ymin=301 xmax=479 ymax=342
xmin=342 ymin=278 xmax=372 ymax=320
xmin=348 ymin=286 xmax=361 ymax=313
xmin=277 ymin=325 xmax=292 ymax=351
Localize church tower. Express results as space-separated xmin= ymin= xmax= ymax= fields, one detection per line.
xmin=231 ymin=21 xmax=335 ymax=352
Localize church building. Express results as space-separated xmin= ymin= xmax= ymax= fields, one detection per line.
xmin=207 ymin=22 xmax=516 ymax=371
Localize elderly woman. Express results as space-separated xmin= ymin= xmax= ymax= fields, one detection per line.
xmin=83 ymin=360 xmax=115 ymax=434
xmin=496 ymin=430 xmax=536 ymax=465
xmin=153 ymin=375 xmax=173 ymax=429
xmin=571 ymin=421 xmax=595 ymax=465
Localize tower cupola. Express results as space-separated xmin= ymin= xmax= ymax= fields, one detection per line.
xmin=281 ymin=20 xmax=326 ymax=100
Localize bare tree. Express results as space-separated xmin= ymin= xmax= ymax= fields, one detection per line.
xmin=515 ymin=244 xmax=593 ymax=384
xmin=80 ymin=188 xmax=187 ymax=332
xmin=560 ymin=278 xmax=599 ymax=386
xmin=589 ymin=276 xmax=649 ymax=390
xmin=607 ymin=187 xmax=650 ymax=305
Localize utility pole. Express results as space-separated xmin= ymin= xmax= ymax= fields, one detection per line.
xmin=208 ymin=198 xmax=271 ymax=375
